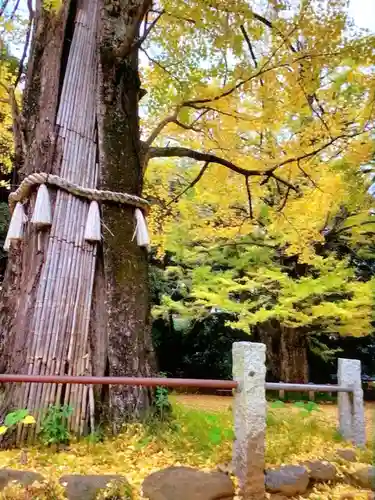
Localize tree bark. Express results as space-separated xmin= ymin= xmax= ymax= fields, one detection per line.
xmin=255 ymin=321 xmax=309 ymax=383
xmin=97 ymin=0 xmax=154 ymax=429
xmin=0 ymin=0 xmax=154 ymax=439
xmin=279 ymin=326 xmax=308 ymax=383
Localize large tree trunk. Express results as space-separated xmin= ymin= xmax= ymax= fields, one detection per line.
xmin=0 ymin=0 xmax=154 ymax=439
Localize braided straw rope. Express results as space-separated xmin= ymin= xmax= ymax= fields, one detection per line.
xmin=9 ymin=172 xmax=150 ymax=213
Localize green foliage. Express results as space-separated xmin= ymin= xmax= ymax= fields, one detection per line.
xmin=39 ymin=404 xmax=73 ymax=446
xmin=85 ymin=426 xmax=105 ymax=445
xmin=271 ymin=400 xmax=286 ymax=409
xmin=4 ymin=408 xmax=28 ymax=427
xmin=293 ymin=401 xmax=320 ymax=416
xmin=154 ymin=247 xmax=375 ymax=340
xmin=154 ymin=373 xmax=172 ymax=421
xmin=146 ymin=401 xmax=235 ymax=461
xmin=0 ymin=409 xmax=35 ymax=436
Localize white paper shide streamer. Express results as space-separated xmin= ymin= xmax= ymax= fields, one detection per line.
xmin=134 ymin=208 xmax=150 ymax=247
xmin=84 ymin=200 xmax=101 ymax=242
xmin=31 ymin=184 xmax=52 ymax=228
xmin=4 ymin=202 xmax=27 ymax=251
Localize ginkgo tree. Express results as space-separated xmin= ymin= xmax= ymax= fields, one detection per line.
xmin=144 ymin=0 xmax=375 ymax=383
xmin=0 ymin=0 xmax=374 ymax=436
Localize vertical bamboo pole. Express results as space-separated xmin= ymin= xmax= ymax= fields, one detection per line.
xmin=22 ymin=0 xmax=100 ymax=436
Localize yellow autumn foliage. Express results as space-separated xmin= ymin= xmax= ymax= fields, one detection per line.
xmin=143 ymin=0 xmax=375 ymax=340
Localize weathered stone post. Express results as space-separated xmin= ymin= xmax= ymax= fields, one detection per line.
xmin=338 ymin=358 xmax=366 ymax=447
xmin=232 ymin=342 xmax=266 ymax=499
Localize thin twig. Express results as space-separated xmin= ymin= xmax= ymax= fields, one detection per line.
xmin=245 ymin=176 xmax=253 ymax=219
xmin=173 ymin=119 xmax=201 ymax=133
xmin=251 ymin=10 xmax=297 ymax=53
xmin=200 ymin=240 xmax=277 ymax=253
xmin=0 ymin=0 xmax=9 ymax=17
xmin=14 ymin=0 xmax=34 ymax=88
xmin=240 ymin=25 xmax=258 ymax=68
xmin=10 ymin=0 xmax=21 ymax=19
xmin=278 ymin=187 xmax=291 ymax=212
xmin=140 ymin=47 xmax=182 ymax=84
xmin=184 ymin=25 xmax=298 ymax=108
xmin=270 ymin=172 xmax=298 ymax=191
xmin=296 ymin=159 xmax=321 ymax=190
xmin=167 ymin=162 xmax=209 ymax=206
xmin=133 ymin=9 xmax=164 ymax=50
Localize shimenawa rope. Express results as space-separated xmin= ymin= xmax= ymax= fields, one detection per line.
xmin=8 ymin=172 xmax=150 ymax=213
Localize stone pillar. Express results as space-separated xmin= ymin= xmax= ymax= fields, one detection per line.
xmin=338 ymin=358 xmax=366 ymax=447
xmin=232 ymin=342 xmax=266 ymax=499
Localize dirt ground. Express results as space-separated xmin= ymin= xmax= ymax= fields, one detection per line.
xmin=174 ymin=394 xmax=375 ymax=439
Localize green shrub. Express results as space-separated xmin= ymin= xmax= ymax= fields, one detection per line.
xmin=39 ymin=404 xmax=73 ymax=446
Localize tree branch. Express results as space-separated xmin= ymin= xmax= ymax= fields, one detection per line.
xmin=296 ymin=159 xmax=321 ymax=190
xmin=10 ymin=0 xmax=21 ymax=19
xmin=273 ymin=130 xmax=369 ymax=172
xmin=240 ymin=25 xmax=258 ymax=68
xmin=245 ymin=176 xmax=253 ymax=219
xmin=278 ymin=187 xmax=291 ymax=212
xmin=114 ymin=0 xmax=152 ymax=59
xmin=331 ymin=220 xmax=375 ymax=237
xmin=144 ymin=106 xmax=205 ymax=147
xmin=167 ymin=162 xmax=209 ymax=206
xmin=147 ymin=131 xmax=368 ymax=191
xmin=14 ymin=0 xmax=34 ymax=88
xmin=183 ymin=62 xmax=291 ymax=107
xmin=0 ymin=0 xmax=10 ymax=17
xmin=252 ymin=10 xmax=332 ymax=137
xmin=145 ymin=108 xmax=180 ymax=146
xmin=186 ymin=102 xmax=248 ymax=120
xmin=182 ymin=24 xmax=299 ymax=109
xmin=173 ymin=119 xmax=202 ymax=133
xmin=132 ymin=9 xmax=164 ymax=50
xmin=200 ymin=240 xmax=278 ymax=253
xmin=251 ymin=11 xmax=297 ymax=53
xmin=270 ymin=172 xmax=298 ymax=192
xmin=148 ymin=146 xmax=261 ymax=177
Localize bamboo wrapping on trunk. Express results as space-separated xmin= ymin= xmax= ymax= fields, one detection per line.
xmin=20 ymin=1 xmax=100 ymax=435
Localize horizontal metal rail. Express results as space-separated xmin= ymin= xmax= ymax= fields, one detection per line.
xmin=0 ymin=374 xmax=238 ymax=389
xmin=0 ymin=375 xmax=352 ymax=393
xmin=265 ymin=382 xmax=352 ymax=393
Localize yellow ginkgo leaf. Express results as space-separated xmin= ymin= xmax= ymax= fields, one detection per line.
xmin=0 ymin=426 xmax=8 ymax=435
xmin=21 ymin=415 xmax=36 ymax=425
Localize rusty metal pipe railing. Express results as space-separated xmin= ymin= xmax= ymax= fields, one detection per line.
xmin=0 ymin=375 xmax=353 ymax=393
xmin=0 ymin=374 xmax=238 ymax=389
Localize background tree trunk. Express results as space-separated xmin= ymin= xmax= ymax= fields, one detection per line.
xmin=0 ymin=0 xmax=154 ymax=439
xmin=279 ymin=326 xmax=308 ymax=383
xmin=256 ymin=322 xmax=309 ymax=383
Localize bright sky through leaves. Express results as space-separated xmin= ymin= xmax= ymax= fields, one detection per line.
xmin=349 ymin=0 xmax=375 ymax=32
